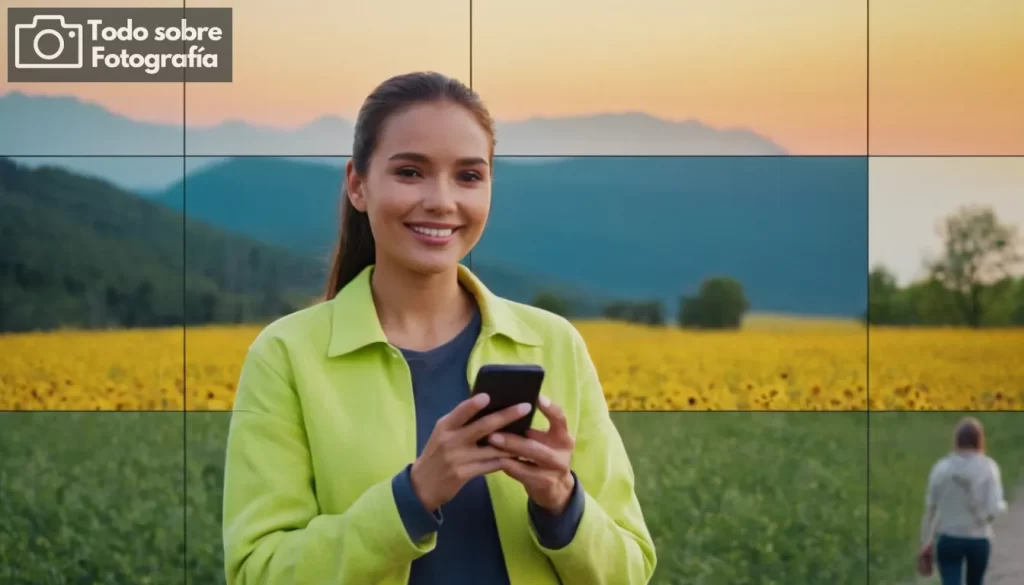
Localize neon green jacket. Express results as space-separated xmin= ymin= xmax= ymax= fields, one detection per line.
xmin=222 ymin=264 xmax=657 ymax=585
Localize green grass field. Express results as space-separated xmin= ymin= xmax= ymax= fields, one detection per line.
xmin=0 ymin=411 xmax=1018 ymax=585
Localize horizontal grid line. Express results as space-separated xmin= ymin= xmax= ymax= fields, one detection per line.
xmin=5 ymin=153 xmax=1023 ymax=159
xmin=2 ymin=409 xmax=1019 ymax=414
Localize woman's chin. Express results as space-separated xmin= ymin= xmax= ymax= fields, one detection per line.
xmin=400 ymin=253 xmax=463 ymax=277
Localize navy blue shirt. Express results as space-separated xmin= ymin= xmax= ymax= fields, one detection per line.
xmin=389 ymin=305 xmax=585 ymax=584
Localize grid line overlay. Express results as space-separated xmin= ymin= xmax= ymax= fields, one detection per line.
xmin=180 ymin=1 xmax=187 ymax=582
xmin=3 ymin=154 xmax=1021 ymax=158
xmin=2 ymin=2 xmax=1016 ymax=583
xmin=865 ymin=0 xmax=871 ymax=583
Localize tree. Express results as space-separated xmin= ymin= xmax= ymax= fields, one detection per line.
xmin=601 ymin=301 xmax=629 ymax=321
xmin=259 ymin=258 xmax=287 ymax=317
xmin=926 ymin=205 xmax=1023 ymax=328
xmin=127 ymin=279 xmax=155 ymax=327
xmin=866 ymin=265 xmax=900 ymax=324
xmin=600 ymin=299 xmax=665 ymax=326
xmin=1011 ymin=278 xmax=1024 ymax=325
xmin=632 ymin=299 xmax=665 ymax=326
xmin=678 ymin=276 xmax=750 ymax=329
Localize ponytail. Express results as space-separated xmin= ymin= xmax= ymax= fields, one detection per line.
xmin=323 ymin=184 xmax=376 ymax=300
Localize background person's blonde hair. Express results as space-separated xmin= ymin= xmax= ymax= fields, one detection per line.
xmin=953 ymin=416 xmax=986 ymax=453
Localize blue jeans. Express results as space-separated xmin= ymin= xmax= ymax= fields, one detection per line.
xmin=935 ymin=534 xmax=990 ymax=585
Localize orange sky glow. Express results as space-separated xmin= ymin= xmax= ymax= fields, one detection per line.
xmin=2 ymin=0 xmax=1021 ymax=154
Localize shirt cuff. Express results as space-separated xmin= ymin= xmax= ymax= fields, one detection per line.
xmin=392 ymin=463 xmax=443 ymax=543
xmin=527 ymin=470 xmax=585 ymax=550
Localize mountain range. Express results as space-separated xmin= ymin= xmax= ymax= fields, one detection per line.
xmin=2 ymin=91 xmax=787 ymax=190
xmin=0 ymin=156 xmax=609 ymax=331
xmin=152 ymin=156 xmax=867 ymax=317
xmin=2 ymin=91 xmax=865 ymax=322
xmin=1 ymin=152 xmax=866 ymax=326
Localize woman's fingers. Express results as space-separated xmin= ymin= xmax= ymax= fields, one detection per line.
xmin=488 ymin=432 xmax=566 ymax=471
xmin=464 ymin=444 xmax=517 ymax=462
xmin=536 ymin=395 xmax=569 ymax=437
xmin=438 ymin=393 xmax=492 ymax=430
xmin=460 ymin=402 xmax=534 ymax=443
xmin=461 ymin=457 xmax=510 ymax=479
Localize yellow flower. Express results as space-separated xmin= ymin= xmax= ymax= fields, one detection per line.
xmin=1 ymin=319 xmax=1020 ymax=411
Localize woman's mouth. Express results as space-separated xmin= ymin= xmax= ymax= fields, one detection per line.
xmin=406 ymin=223 xmax=459 ymax=246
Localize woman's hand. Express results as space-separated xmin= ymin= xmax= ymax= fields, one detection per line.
xmin=916 ymin=542 xmax=934 ymax=576
xmin=488 ymin=396 xmax=577 ymax=515
xmin=409 ymin=393 xmax=532 ymax=513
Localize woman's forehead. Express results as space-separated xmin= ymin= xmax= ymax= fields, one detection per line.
xmin=375 ymin=103 xmax=491 ymax=162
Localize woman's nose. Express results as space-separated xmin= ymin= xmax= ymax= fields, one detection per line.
xmin=421 ymin=179 xmax=457 ymax=211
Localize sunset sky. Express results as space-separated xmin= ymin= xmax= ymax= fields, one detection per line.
xmin=3 ymin=0 xmax=1022 ymax=154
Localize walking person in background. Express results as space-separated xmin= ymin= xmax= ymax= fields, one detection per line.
xmin=219 ymin=71 xmax=656 ymax=585
xmin=918 ymin=417 xmax=1008 ymax=585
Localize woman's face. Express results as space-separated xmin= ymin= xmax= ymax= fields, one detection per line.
xmin=347 ymin=100 xmax=492 ymax=278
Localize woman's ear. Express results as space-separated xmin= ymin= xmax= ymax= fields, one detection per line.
xmin=345 ymin=159 xmax=367 ymax=212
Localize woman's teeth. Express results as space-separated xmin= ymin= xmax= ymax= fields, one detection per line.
xmin=410 ymin=226 xmax=454 ymax=237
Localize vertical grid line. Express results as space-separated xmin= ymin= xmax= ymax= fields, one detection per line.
xmin=865 ymin=0 xmax=872 ymax=584
xmin=181 ymin=0 xmax=188 ymax=582
xmin=469 ymin=0 xmax=473 ymax=89
xmin=467 ymin=0 xmax=474 ymax=271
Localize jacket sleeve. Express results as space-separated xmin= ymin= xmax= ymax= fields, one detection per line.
xmin=527 ymin=325 xmax=658 ymax=584
xmin=222 ymin=344 xmax=436 ymax=585
xmin=981 ymin=459 xmax=1008 ymax=522
xmin=920 ymin=460 xmax=942 ymax=547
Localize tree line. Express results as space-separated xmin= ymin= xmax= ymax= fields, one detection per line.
xmin=868 ymin=269 xmax=1024 ymax=327
xmin=534 ymin=206 xmax=1024 ymax=330
xmin=867 ymin=206 xmax=1023 ymax=328
xmin=531 ymin=275 xmax=752 ymax=330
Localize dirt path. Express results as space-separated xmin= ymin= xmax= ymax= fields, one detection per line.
xmin=983 ymin=486 xmax=1024 ymax=585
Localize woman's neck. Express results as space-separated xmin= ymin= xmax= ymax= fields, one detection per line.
xmin=370 ymin=262 xmax=475 ymax=351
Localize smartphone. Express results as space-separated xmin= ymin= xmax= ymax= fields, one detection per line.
xmin=466 ymin=364 xmax=545 ymax=447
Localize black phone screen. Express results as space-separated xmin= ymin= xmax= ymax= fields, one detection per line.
xmin=466 ymin=364 xmax=545 ymax=446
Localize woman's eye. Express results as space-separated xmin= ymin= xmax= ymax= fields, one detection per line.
xmin=396 ymin=167 xmax=421 ymax=178
xmin=460 ymin=170 xmax=483 ymax=182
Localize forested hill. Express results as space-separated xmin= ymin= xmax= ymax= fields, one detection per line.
xmin=0 ymin=157 xmax=324 ymax=332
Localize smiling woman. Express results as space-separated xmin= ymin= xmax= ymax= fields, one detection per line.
xmin=220 ymin=71 xmax=657 ymax=585
xmin=326 ymin=80 xmax=496 ymax=294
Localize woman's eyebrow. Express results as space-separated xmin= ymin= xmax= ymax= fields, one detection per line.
xmin=387 ymin=152 xmax=488 ymax=167
xmin=455 ymin=156 xmax=489 ymax=167
xmin=388 ymin=151 xmax=430 ymax=164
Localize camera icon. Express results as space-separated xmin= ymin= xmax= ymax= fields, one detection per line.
xmin=14 ymin=15 xmax=84 ymax=69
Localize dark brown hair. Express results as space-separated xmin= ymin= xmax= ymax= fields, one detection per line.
xmin=323 ymin=71 xmax=497 ymax=300
xmin=953 ymin=416 xmax=985 ymax=452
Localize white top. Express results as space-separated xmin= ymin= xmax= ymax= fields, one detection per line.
xmin=920 ymin=450 xmax=1008 ymax=547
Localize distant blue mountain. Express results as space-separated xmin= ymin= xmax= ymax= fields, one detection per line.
xmin=153 ymin=156 xmax=867 ymax=317
xmin=2 ymin=91 xmax=787 ymax=189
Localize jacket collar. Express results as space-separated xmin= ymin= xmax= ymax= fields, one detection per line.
xmin=327 ymin=263 xmax=543 ymax=358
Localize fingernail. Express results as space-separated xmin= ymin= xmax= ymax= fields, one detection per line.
xmin=539 ymin=396 xmax=551 ymax=408
xmin=490 ymin=434 xmax=504 ymax=445
xmin=518 ymin=403 xmax=532 ymax=415
xmin=476 ymin=393 xmax=490 ymax=405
